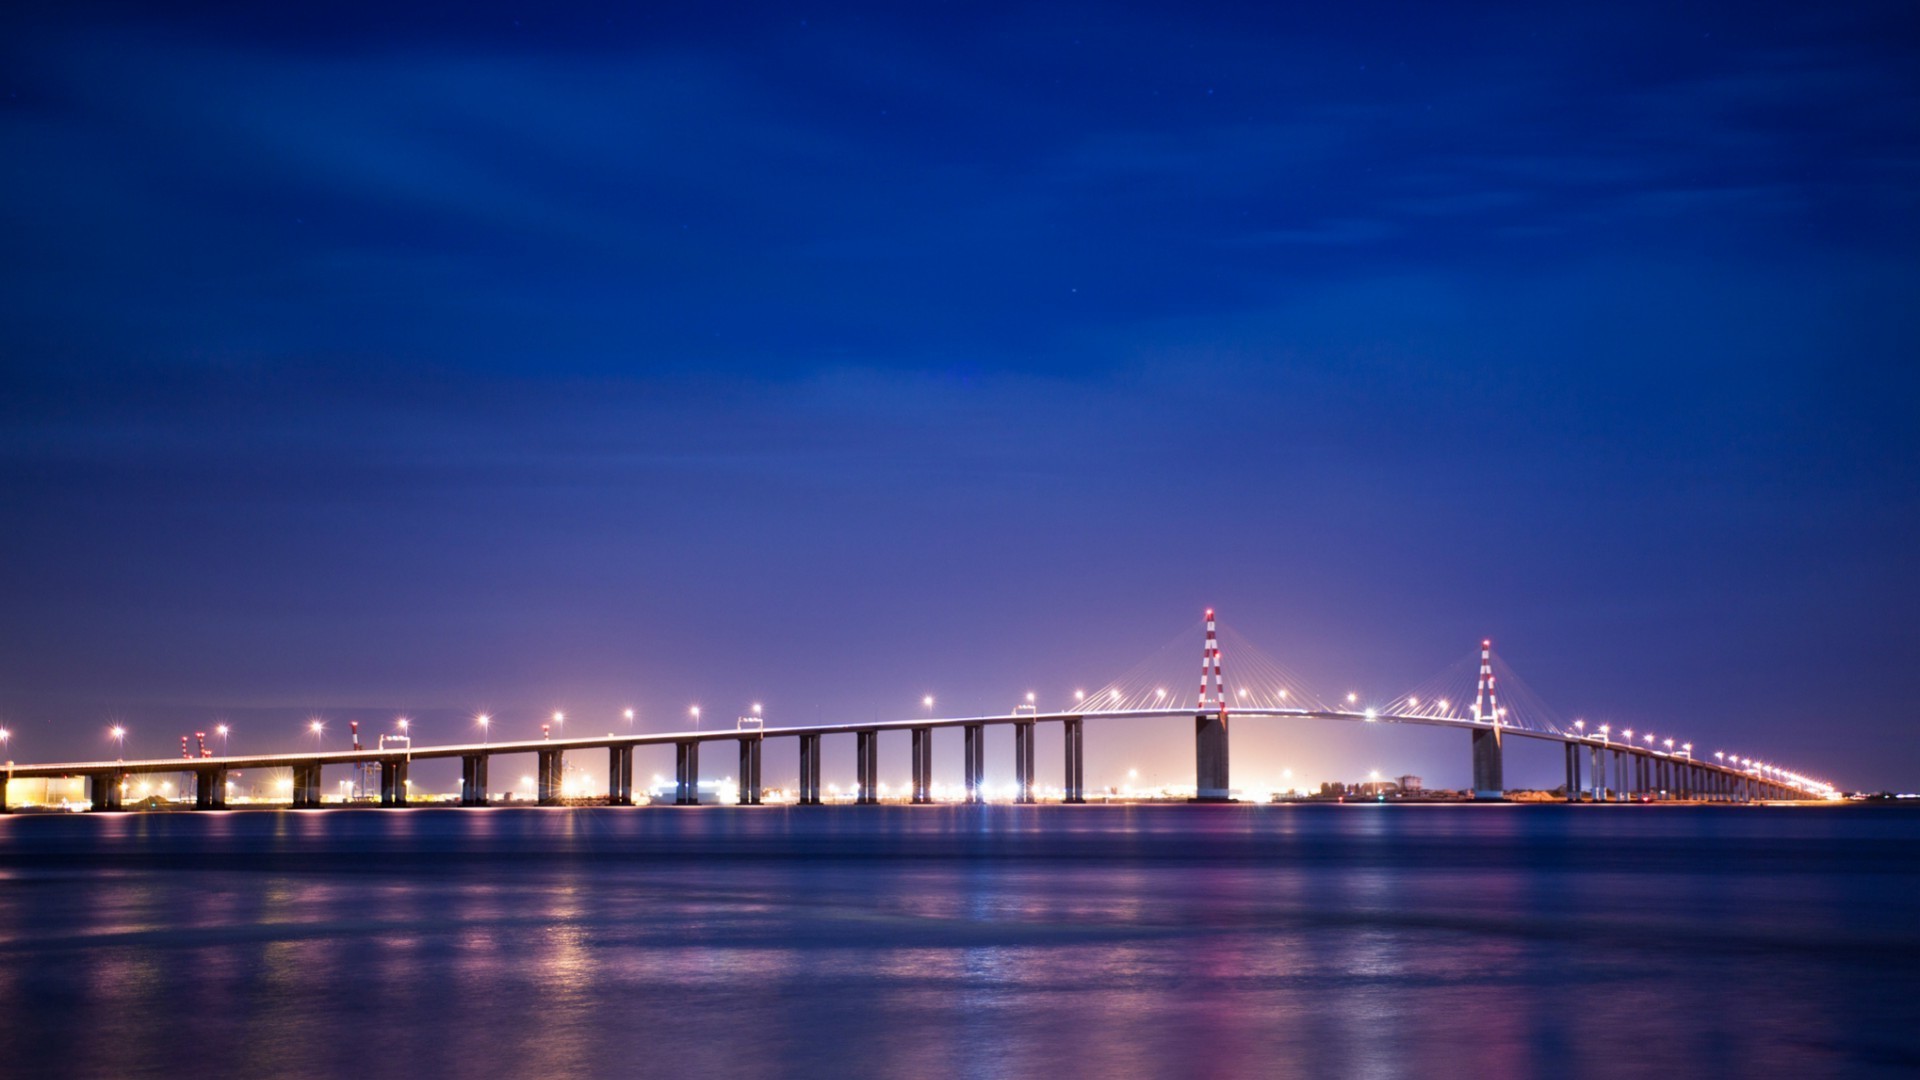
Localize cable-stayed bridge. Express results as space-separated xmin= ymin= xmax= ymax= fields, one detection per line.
xmin=0 ymin=610 xmax=1836 ymax=810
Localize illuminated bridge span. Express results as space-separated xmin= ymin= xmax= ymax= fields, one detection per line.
xmin=0 ymin=611 xmax=1835 ymax=811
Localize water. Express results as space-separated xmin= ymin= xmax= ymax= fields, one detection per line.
xmin=1 ymin=804 xmax=1916 ymax=1077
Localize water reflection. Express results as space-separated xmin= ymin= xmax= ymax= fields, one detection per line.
xmin=0 ymin=806 xmax=1915 ymax=1076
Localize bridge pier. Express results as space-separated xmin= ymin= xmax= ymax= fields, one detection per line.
xmin=1063 ymin=718 xmax=1085 ymax=803
xmin=855 ymin=731 xmax=878 ymax=804
xmin=737 ymin=736 xmax=762 ymax=805
xmin=1193 ymin=712 xmax=1231 ymax=801
xmin=1470 ymin=727 xmax=1504 ymax=800
xmin=193 ymin=767 xmax=228 ymax=809
xmin=380 ymin=759 xmax=409 ymax=806
xmin=675 ymin=741 xmax=700 ymax=805
xmin=910 ymin=727 xmax=932 ymax=804
xmin=1563 ymin=744 xmax=1579 ymax=801
xmin=89 ymin=772 xmax=125 ymax=811
xmin=537 ymin=749 xmax=564 ymax=805
xmin=608 ymin=746 xmax=633 ymax=805
xmin=963 ymin=724 xmax=984 ymax=804
xmin=1013 ymin=721 xmax=1035 ymax=803
xmin=797 ymin=734 xmax=821 ymax=804
xmin=291 ymin=763 xmax=322 ymax=808
xmin=461 ymin=754 xmax=490 ymax=806
xmin=1589 ymin=745 xmax=1603 ymax=801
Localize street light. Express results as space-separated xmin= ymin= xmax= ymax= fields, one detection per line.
xmin=690 ymin=705 xmax=701 ymax=729
xmin=923 ymin=695 xmax=935 ymax=713
xmin=397 ymin=717 xmax=410 ymax=734
xmin=623 ymin=708 xmax=635 ymax=727
xmin=477 ymin=713 xmax=491 ymax=744
xmin=110 ymin=725 xmax=127 ymax=760
xmin=215 ymin=723 xmax=230 ymax=753
xmin=308 ymin=719 xmax=325 ymax=742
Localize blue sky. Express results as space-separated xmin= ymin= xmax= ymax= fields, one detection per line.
xmin=2 ymin=1 xmax=1916 ymax=790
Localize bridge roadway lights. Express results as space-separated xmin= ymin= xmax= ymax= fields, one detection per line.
xmin=194 ymin=767 xmax=229 ymax=809
xmin=910 ymin=727 xmax=932 ymax=804
xmin=1470 ymin=728 xmax=1504 ymax=800
xmin=1013 ymin=721 xmax=1036 ymax=803
xmin=797 ymin=734 xmax=821 ymax=805
xmin=88 ymin=771 xmax=125 ymax=811
xmin=963 ymin=724 xmax=984 ymax=804
xmin=461 ymin=754 xmax=490 ymax=806
xmin=1064 ymin=718 xmax=1086 ymax=804
xmin=1193 ymin=712 xmax=1231 ymax=802
xmin=608 ymin=746 xmax=634 ymax=806
xmin=737 ymin=735 xmax=762 ymax=806
xmin=855 ymin=731 xmax=879 ymax=804
xmin=379 ymin=759 xmax=409 ymax=806
xmin=675 ymin=741 xmax=700 ymax=805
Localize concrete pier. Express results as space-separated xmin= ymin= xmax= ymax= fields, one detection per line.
xmin=89 ymin=772 xmax=124 ymax=811
xmin=1194 ymin=712 xmax=1230 ymax=801
xmin=675 ymin=741 xmax=700 ymax=805
xmin=1063 ymin=718 xmax=1085 ymax=803
xmin=537 ymin=749 xmax=563 ymax=805
xmin=608 ymin=746 xmax=633 ymax=805
xmin=797 ymin=734 xmax=821 ymax=805
xmin=1013 ymin=720 xmax=1035 ymax=803
xmin=379 ymin=759 xmax=409 ymax=806
xmin=855 ymin=730 xmax=878 ymax=804
xmin=193 ymin=767 xmax=228 ymax=809
xmin=963 ymin=724 xmax=984 ymax=804
xmin=909 ymin=727 xmax=932 ymax=804
xmin=291 ymin=763 xmax=322 ymax=808
xmin=737 ymin=735 xmax=762 ymax=805
xmin=1470 ymin=727 xmax=1504 ymax=800
xmin=460 ymin=754 xmax=489 ymax=806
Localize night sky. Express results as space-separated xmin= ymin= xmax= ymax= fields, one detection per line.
xmin=3 ymin=2 xmax=1916 ymax=792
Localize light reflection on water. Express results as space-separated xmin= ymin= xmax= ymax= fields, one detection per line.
xmin=0 ymin=805 xmax=1916 ymax=1077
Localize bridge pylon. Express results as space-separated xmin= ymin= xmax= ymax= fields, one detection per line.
xmin=1193 ymin=608 xmax=1232 ymax=801
xmin=1470 ymin=638 xmax=1505 ymax=799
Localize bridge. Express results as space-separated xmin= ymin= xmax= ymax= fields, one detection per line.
xmin=0 ymin=611 xmax=1836 ymax=810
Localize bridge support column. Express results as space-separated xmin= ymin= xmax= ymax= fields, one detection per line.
xmin=608 ymin=746 xmax=633 ymax=805
xmin=1013 ymin=721 xmax=1035 ymax=803
xmin=798 ymin=734 xmax=821 ymax=804
xmin=1194 ymin=712 xmax=1231 ymax=802
xmin=1470 ymin=728 xmax=1504 ymax=800
xmin=380 ymin=759 xmax=409 ymax=806
xmin=1563 ymin=744 xmax=1579 ymax=802
xmin=291 ymin=763 xmax=322 ymax=808
xmin=0 ymin=773 xmax=9 ymax=813
xmin=1064 ymin=718 xmax=1085 ymax=803
xmin=537 ymin=749 xmax=564 ymax=805
xmin=89 ymin=772 xmax=125 ymax=811
xmin=963 ymin=724 xmax=984 ymax=804
xmin=461 ymin=754 xmax=490 ymax=806
xmin=910 ymin=727 xmax=931 ymax=804
xmin=193 ymin=767 xmax=228 ymax=809
xmin=738 ymin=736 xmax=762 ymax=805
xmin=855 ymin=731 xmax=878 ymax=804
xmin=1589 ymin=745 xmax=1603 ymax=801
xmin=675 ymin=741 xmax=700 ymax=805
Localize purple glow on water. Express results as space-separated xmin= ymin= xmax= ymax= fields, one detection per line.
xmin=1 ymin=805 xmax=1915 ymax=1075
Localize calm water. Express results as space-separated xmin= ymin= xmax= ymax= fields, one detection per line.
xmin=1 ymin=804 xmax=1916 ymax=1078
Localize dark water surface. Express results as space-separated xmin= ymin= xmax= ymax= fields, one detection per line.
xmin=2 ymin=804 xmax=1916 ymax=1078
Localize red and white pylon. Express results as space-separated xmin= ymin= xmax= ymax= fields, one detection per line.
xmin=1201 ymin=608 xmax=1226 ymax=718
xmin=1475 ymin=638 xmax=1500 ymax=741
